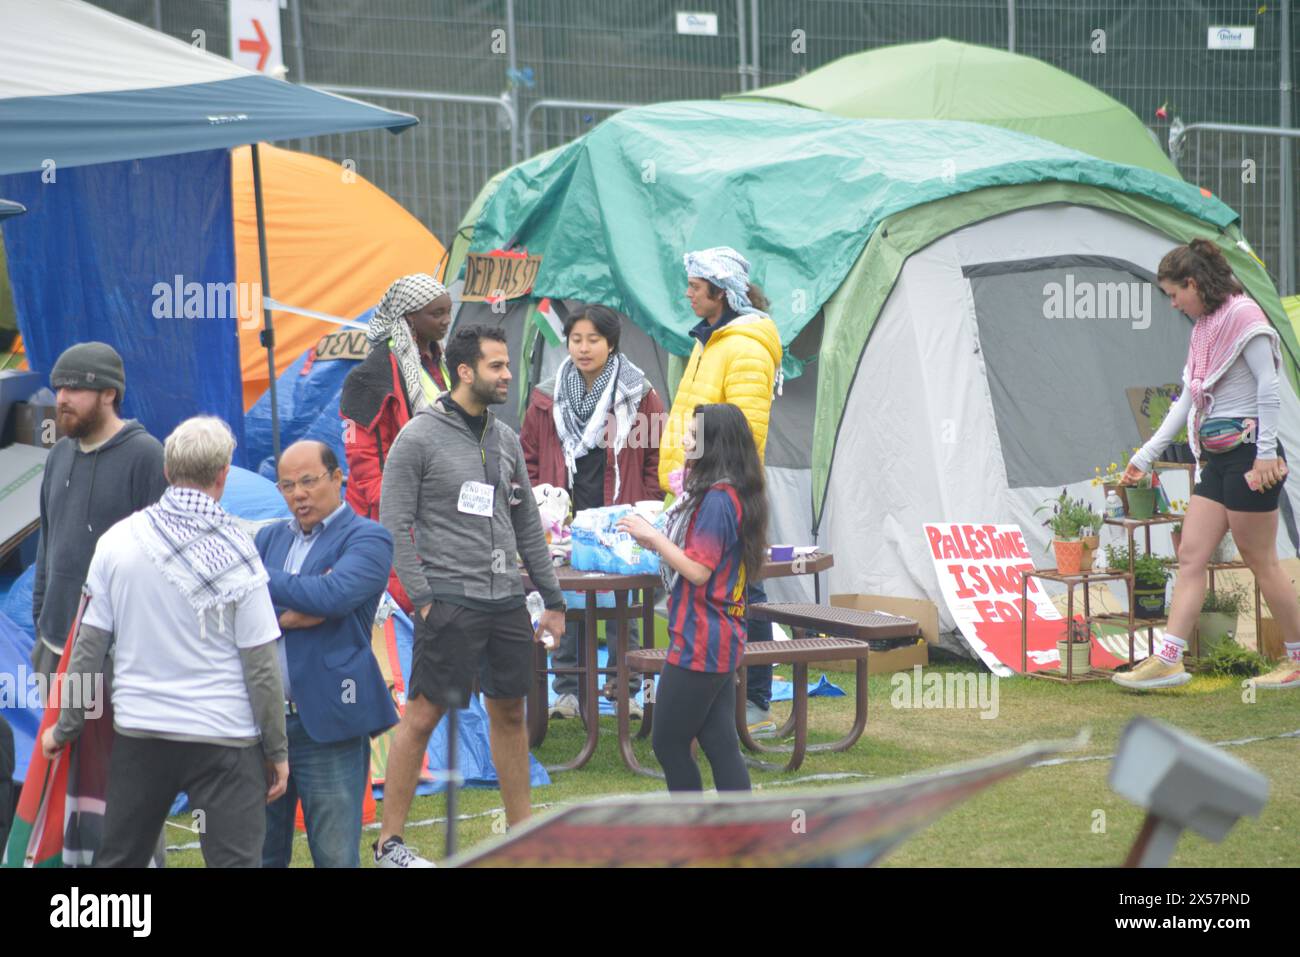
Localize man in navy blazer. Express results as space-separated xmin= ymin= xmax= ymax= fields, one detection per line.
xmin=255 ymin=440 xmax=399 ymax=868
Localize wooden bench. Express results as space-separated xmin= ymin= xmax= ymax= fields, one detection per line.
xmin=626 ymin=602 xmax=921 ymax=772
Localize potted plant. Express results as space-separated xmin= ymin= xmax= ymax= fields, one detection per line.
xmin=1057 ymin=617 xmax=1092 ymax=675
xmin=1122 ymin=472 xmax=1157 ymax=519
xmin=1094 ymin=461 xmax=1128 ymax=514
xmin=1094 ymin=451 xmax=1163 ymax=519
xmin=1076 ymin=504 xmax=1102 ymax=571
xmin=1196 ymin=582 xmax=1248 ymax=656
xmin=1132 ymin=553 xmax=1173 ymax=618
xmin=1105 ymin=542 xmax=1132 ymax=574
xmin=1036 ymin=490 xmax=1083 ymax=574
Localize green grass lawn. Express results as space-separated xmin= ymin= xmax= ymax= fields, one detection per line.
xmin=164 ymin=663 xmax=1299 ymax=867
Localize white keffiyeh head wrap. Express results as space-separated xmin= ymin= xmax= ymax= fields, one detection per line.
xmin=684 ymin=246 xmax=760 ymax=316
xmin=365 ymin=273 xmax=449 ymax=413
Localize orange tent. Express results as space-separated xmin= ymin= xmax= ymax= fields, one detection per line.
xmin=231 ymin=144 xmax=446 ymax=410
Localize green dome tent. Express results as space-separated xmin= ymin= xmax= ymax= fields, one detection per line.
xmin=727 ymin=38 xmax=1180 ymax=179
xmin=447 ymin=99 xmax=1299 ymax=643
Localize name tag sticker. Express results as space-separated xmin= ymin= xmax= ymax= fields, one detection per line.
xmin=458 ymin=481 xmax=495 ymax=517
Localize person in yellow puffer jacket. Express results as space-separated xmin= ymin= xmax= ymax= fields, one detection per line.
xmin=659 ymin=249 xmax=783 ymax=491
xmin=660 ymin=246 xmax=783 ymax=736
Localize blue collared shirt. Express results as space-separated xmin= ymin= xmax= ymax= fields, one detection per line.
xmin=277 ymin=500 xmax=350 ymax=700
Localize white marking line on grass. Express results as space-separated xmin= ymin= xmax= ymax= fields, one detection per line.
xmin=756 ymin=772 xmax=873 ymax=788
xmin=166 ymin=803 xmax=574 ymax=853
xmin=1032 ymin=727 xmax=1300 ymax=768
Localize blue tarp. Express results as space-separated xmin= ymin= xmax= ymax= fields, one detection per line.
xmin=220 ymin=464 xmax=291 ymax=522
xmin=243 ymin=315 xmax=372 ymax=480
xmin=0 ymin=149 xmax=247 ymax=462
xmin=0 ymin=566 xmax=35 ymax=645
xmin=0 ymin=609 xmax=39 ymax=783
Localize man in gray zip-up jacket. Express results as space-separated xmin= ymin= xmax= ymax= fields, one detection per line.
xmin=374 ymin=325 xmax=565 ymax=867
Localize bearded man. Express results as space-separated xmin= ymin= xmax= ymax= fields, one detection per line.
xmin=31 ymin=343 xmax=167 ymax=689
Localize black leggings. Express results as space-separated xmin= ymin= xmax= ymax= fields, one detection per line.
xmin=652 ymin=663 xmax=751 ymax=793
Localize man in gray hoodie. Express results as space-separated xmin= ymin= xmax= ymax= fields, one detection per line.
xmin=31 ymin=342 xmax=167 ymax=687
xmin=375 ymin=325 xmax=566 ymax=868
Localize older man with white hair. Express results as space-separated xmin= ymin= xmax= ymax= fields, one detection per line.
xmin=43 ymin=416 xmax=288 ymax=868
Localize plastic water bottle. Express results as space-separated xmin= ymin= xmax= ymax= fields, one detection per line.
xmin=526 ymin=591 xmax=556 ymax=650
xmin=1105 ymin=490 xmax=1124 ymax=519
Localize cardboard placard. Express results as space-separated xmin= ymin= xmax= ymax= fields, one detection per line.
xmin=1127 ymin=383 xmax=1184 ymax=443
xmin=924 ymin=522 xmax=1129 ymax=676
xmin=315 ymin=329 xmax=370 ymax=362
xmin=462 ymin=252 xmax=542 ymax=302
xmin=448 ymin=735 xmax=1073 ymax=867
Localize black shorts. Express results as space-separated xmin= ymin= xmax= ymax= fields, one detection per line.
xmin=409 ymin=600 xmax=534 ymax=706
xmin=1194 ymin=441 xmax=1287 ymax=513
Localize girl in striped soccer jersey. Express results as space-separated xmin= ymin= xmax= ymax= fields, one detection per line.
xmin=618 ymin=403 xmax=767 ymax=791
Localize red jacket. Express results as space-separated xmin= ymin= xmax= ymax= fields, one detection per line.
xmin=520 ymin=372 xmax=665 ymax=506
xmin=339 ymin=341 xmax=446 ymax=613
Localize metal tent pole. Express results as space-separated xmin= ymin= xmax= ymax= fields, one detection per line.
xmin=251 ymin=143 xmax=282 ymax=465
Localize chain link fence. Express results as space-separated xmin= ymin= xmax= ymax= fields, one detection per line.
xmin=84 ymin=0 xmax=1300 ymax=292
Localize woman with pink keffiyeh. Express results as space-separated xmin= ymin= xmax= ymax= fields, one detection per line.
xmin=1115 ymin=239 xmax=1300 ymax=692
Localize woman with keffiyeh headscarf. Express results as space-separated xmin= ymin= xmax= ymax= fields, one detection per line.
xmin=339 ymin=273 xmax=452 ymax=613
xmin=520 ymin=304 xmax=665 ymax=719
xmin=1116 ymin=239 xmax=1300 ymax=692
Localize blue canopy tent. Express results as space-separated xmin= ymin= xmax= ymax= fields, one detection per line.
xmin=0 ymin=0 xmax=416 ymax=460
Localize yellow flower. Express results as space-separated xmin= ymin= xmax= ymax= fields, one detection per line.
xmin=1095 ymin=466 xmax=1101 ymax=473
xmin=1091 ymin=478 xmax=1100 ymax=486
xmin=1109 ymin=462 xmax=1118 ymax=471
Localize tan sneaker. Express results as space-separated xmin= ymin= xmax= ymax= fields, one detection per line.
xmin=1112 ymin=654 xmax=1192 ymax=690
xmin=1249 ymin=660 xmax=1300 ymax=690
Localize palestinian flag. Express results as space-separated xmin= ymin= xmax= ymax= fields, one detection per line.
xmin=2 ymin=594 xmax=87 ymax=868
xmin=533 ymin=297 xmax=565 ymax=347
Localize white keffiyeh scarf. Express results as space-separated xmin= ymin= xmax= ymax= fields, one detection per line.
xmin=552 ymin=353 xmax=646 ymax=501
xmin=131 ymin=487 xmax=268 ymax=638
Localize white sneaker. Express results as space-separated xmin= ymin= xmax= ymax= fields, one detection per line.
xmin=746 ymin=700 xmax=777 ymax=738
xmin=1112 ymin=654 xmax=1192 ymax=690
xmin=628 ymin=695 xmax=644 ymax=720
xmin=550 ymin=693 xmax=580 ymax=719
xmin=373 ymin=836 xmax=436 ymax=868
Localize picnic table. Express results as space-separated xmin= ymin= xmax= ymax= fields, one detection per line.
xmin=523 ymin=551 xmax=837 ymax=776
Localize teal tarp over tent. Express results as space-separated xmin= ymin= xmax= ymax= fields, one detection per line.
xmin=466 ymin=100 xmax=1235 ymax=377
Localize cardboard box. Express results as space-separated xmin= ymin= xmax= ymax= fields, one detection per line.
xmin=817 ymin=593 xmax=935 ymax=674
xmin=1258 ymin=616 xmax=1287 ymax=662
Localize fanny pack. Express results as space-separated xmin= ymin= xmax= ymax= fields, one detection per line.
xmin=1199 ymin=417 xmax=1256 ymax=454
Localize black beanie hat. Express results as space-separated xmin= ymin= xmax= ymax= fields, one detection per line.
xmin=50 ymin=342 xmax=126 ymax=397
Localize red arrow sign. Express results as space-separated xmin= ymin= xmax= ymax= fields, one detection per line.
xmin=238 ymin=18 xmax=271 ymax=72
